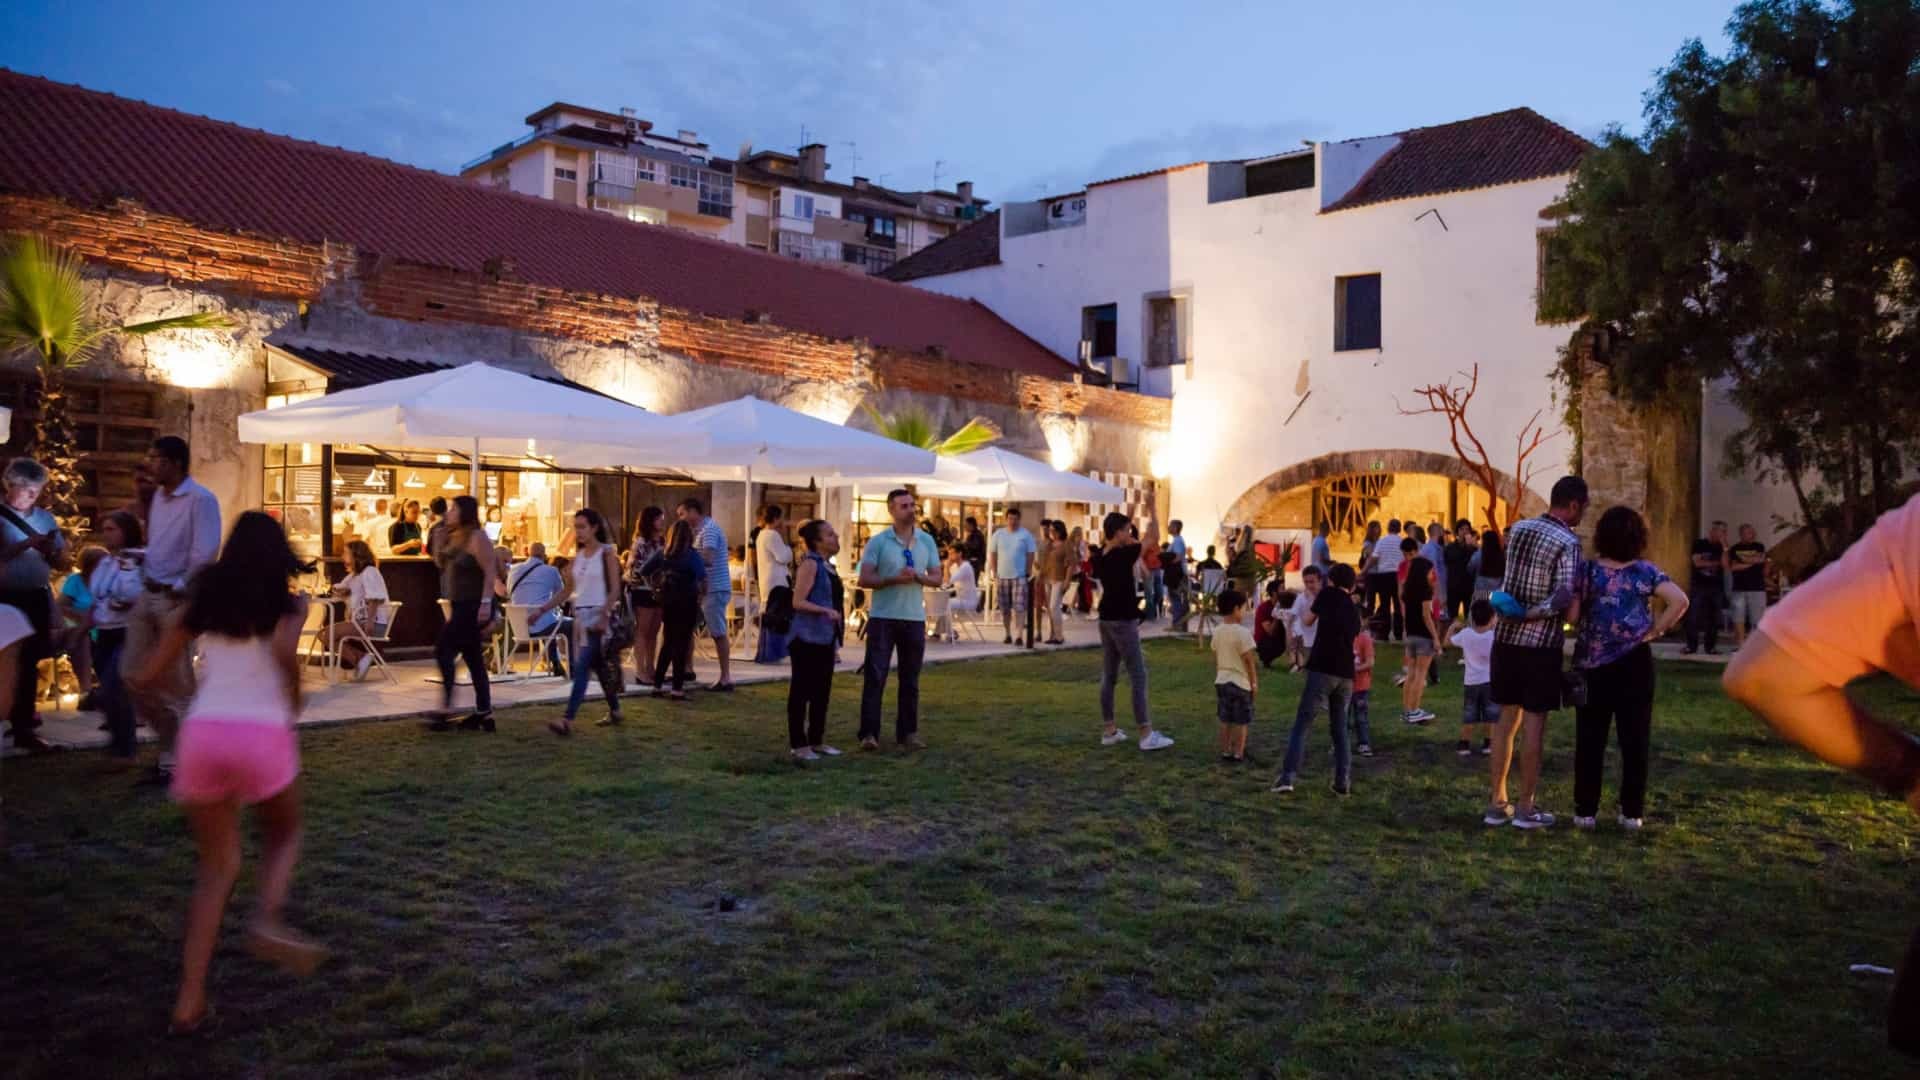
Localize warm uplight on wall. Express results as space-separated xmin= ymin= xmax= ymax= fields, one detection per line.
xmin=1040 ymin=417 xmax=1083 ymax=474
xmin=147 ymin=338 xmax=237 ymax=390
xmin=1149 ymin=446 xmax=1173 ymax=480
xmin=1050 ymin=445 xmax=1074 ymax=472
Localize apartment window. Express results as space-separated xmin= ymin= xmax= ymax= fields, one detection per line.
xmin=1334 ymin=274 xmax=1382 ymax=351
xmin=1145 ymin=295 xmax=1190 ymax=368
xmin=781 ymin=194 xmax=815 ymax=220
xmin=869 ymin=215 xmax=897 ymax=239
xmin=668 ymin=164 xmax=697 ymax=189
xmin=554 ymin=167 xmax=578 ymax=182
xmin=698 ymin=169 xmax=733 ymax=217
xmin=846 ymin=210 xmax=868 ymax=225
xmin=843 ymin=245 xmax=896 ymax=273
xmin=1082 ymin=303 xmax=1118 ymax=359
xmin=777 ymin=230 xmax=839 ymax=261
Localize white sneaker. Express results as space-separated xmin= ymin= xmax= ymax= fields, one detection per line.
xmin=1412 ymin=708 xmax=1436 ymax=722
xmin=814 ymin=745 xmax=843 ymax=757
xmin=1618 ymin=815 xmax=1644 ymax=831
xmin=1512 ymin=807 xmax=1557 ymax=830
xmin=1271 ymin=778 xmax=1295 ymax=793
xmin=1574 ymin=815 xmax=1597 ymax=829
xmin=1138 ymin=731 xmax=1174 ymax=752
xmin=1393 ymin=672 xmax=1408 ymax=687
xmin=355 ymin=653 xmax=374 ymax=681
xmin=1101 ymin=729 xmax=1130 ymax=747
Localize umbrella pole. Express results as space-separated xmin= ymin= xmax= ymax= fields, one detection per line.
xmin=469 ymin=438 xmax=480 ymax=505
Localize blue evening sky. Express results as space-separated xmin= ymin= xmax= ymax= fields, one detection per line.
xmin=2 ymin=0 xmax=1735 ymax=202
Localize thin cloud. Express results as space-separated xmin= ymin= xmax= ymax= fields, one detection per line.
xmin=264 ymin=78 xmax=295 ymax=96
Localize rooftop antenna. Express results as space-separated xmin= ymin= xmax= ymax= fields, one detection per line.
xmin=799 ymin=124 xmax=810 ymax=150
xmin=933 ymin=159 xmax=945 ymax=190
xmin=842 ymin=140 xmax=859 ymax=178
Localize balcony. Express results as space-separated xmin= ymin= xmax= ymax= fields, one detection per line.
xmin=589 ymin=178 xmax=636 ymax=203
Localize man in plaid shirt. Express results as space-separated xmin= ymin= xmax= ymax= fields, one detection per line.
xmin=1486 ymin=476 xmax=1590 ymax=829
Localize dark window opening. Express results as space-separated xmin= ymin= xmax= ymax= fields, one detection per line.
xmin=1334 ymin=274 xmax=1381 ymax=351
xmin=1082 ymin=303 xmax=1118 ymax=359
xmin=1245 ymin=155 xmax=1315 ymax=197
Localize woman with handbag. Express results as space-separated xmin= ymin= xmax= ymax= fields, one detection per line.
xmin=642 ymin=520 xmax=705 ymax=701
xmin=786 ymin=519 xmax=845 ymax=761
xmin=1567 ymin=506 xmax=1689 ymax=830
xmin=754 ymin=504 xmax=793 ymax=664
xmin=624 ymin=507 xmax=665 ymax=687
xmin=540 ymin=508 xmax=625 ymax=735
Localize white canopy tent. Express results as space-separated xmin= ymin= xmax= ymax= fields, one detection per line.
xmin=918 ymin=447 xmax=1126 ymax=504
xmin=236 ymin=362 xmax=706 ymax=491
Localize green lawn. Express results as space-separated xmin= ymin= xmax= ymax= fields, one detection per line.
xmin=4 ymin=640 xmax=1917 ymax=1078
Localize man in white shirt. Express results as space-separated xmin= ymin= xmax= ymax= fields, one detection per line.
xmin=130 ymin=435 xmax=221 ymax=783
xmin=367 ymin=498 xmax=393 ymax=558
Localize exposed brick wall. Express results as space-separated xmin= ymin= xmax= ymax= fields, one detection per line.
xmin=0 ymin=195 xmax=329 ymax=300
xmin=0 ymin=194 xmax=1169 ymax=431
xmin=358 ymin=260 xmax=647 ymax=347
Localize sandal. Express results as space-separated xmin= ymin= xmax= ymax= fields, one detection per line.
xmin=706 ymin=682 xmax=735 ymax=693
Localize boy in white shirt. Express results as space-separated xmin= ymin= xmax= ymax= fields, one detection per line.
xmin=1447 ymin=597 xmax=1499 ymax=756
xmin=1283 ymin=565 xmax=1323 ymax=673
xmin=1211 ymin=588 xmax=1258 ymax=763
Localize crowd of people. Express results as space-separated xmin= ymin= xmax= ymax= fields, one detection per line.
xmin=11 ymin=427 xmax=1913 ymax=1038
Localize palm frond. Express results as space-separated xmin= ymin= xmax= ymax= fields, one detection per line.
xmin=0 ymin=234 xmax=105 ymax=366
xmin=121 ymin=310 xmax=234 ymax=335
xmin=931 ymin=416 xmax=1000 ymax=457
xmin=861 ymin=403 xmax=938 ymax=451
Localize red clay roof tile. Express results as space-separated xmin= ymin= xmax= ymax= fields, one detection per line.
xmin=1322 ymin=107 xmax=1588 ymax=213
xmin=0 ymin=70 xmax=1074 ymax=379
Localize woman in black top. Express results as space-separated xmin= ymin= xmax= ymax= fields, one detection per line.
xmin=429 ymin=494 xmax=494 ymax=732
xmin=388 ymin=500 xmax=424 ymax=556
xmin=1400 ymin=555 xmax=1440 ymax=724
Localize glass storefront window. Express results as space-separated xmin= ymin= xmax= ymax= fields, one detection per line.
xmin=262 ymin=390 xmax=324 ymax=557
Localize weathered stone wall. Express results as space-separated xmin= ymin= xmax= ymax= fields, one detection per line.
xmin=1576 ymin=360 xmax=1699 ymax=577
xmin=0 ymin=193 xmax=1167 ymax=534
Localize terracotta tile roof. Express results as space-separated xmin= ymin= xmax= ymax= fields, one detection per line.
xmin=0 ymin=70 xmax=1075 ymax=379
xmin=272 ymin=344 xmax=618 ymax=398
xmin=1322 ymin=107 xmax=1588 ymax=213
xmin=880 ymin=211 xmax=1001 ymax=283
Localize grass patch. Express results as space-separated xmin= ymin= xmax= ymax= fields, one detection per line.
xmin=3 ymin=640 xmax=1917 ymax=1077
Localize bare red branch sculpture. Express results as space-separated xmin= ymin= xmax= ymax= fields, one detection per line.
xmin=1396 ymin=364 xmax=1564 ymax=531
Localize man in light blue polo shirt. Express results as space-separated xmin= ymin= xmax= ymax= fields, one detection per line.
xmin=679 ymin=497 xmax=734 ymax=691
xmin=857 ymin=487 xmax=941 ymax=751
xmin=1167 ymin=519 xmax=1191 ymax=629
xmin=987 ymin=507 xmax=1039 ymax=646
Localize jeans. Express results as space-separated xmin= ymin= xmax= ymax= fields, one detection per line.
xmin=435 ymin=599 xmax=492 ymax=714
xmin=0 ymin=587 xmax=50 ymax=736
xmin=1365 ymin=573 xmax=1401 ymax=639
xmin=1685 ymin=585 xmax=1724 ymax=652
xmin=1146 ymin=569 xmax=1165 ymax=620
xmin=1098 ymin=619 xmax=1149 ymax=729
xmin=1046 ymin=580 xmax=1069 ymax=642
xmin=564 ymin=622 xmax=621 ymax=721
xmin=95 ymin=627 xmax=136 ymax=758
xmin=860 ymin=617 xmax=924 ymax=743
xmin=654 ymin=603 xmax=696 ymax=691
xmin=1573 ymin=644 xmax=1654 ymax=818
xmin=1349 ymin=688 xmax=1371 ymax=747
xmin=1446 ymin=588 xmax=1473 ymax=624
xmin=787 ymin=639 xmax=835 ymax=749
xmin=1281 ymin=670 xmax=1352 ymax=786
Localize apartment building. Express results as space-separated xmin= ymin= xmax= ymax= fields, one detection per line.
xmin=459 ymin=102 xmax=737 ymax=237
xmin=731 ymin=144 xmax=987 ymax=273
xmin=462 ymin=105 xmax=990 ymax=275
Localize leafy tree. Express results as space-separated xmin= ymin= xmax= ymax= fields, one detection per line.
xmin=1541 ymin=0 xmax=1920 ymax=554
xmin=0 ymin=236 xmax=229 ymax=533
xmin=860 ymin=403 xmax=999 ymax=457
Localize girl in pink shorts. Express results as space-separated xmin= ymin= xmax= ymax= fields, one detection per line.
xmin=130 ymin=510 xmax=323 ymax=1035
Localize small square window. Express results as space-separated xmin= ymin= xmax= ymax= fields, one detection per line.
xmin=1334 ymin=274 xmax=1381 ymax=351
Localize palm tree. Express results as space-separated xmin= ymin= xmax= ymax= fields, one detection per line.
xmin=860 ymin=403 xmax=999 ymax=457
xmin=0 ymin=235 xmax=230 ymax=532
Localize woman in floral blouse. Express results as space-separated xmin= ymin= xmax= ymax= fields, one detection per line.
xmin=1568 ymin=506 xmax=1690 ymax=831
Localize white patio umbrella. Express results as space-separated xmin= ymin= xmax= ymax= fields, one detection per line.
xmin=662 ymin=397 xmax=943 ymax=571
xmin=237 ymin=362 xmax=705 ymax=490
xmin=920 ymin=447 xmax=1127 ymax=504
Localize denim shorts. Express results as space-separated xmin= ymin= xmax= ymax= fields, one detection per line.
xmin=701 ymin=593 xmax=731 ymax=638
xmin=1461 ymin=681 xmax=1500 ymax=726
xmin=1215 ymin=682 xmax=1253 ymax=726
xmin=1405 ymin=635 xmax=1437 ymax=658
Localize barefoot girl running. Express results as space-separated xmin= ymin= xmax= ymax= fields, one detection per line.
xmin=132 ymin=510 xmax=324 ymax=1035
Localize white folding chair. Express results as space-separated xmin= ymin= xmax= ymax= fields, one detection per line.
xmin=334 ymin=600 xmax=403 ymax=684
xmin=504 ymin=602 xmax=568 ymax=678
xmin=925 ymin=587 xmax=953 ymax=642
xmin=950 ymin=592 xmax=988 ymax=642
xmin=297 ymin=600 xmax=337 ymax=682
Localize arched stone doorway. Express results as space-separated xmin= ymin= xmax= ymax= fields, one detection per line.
xmin=1223 ymin=449 xmax=1540 ymax=563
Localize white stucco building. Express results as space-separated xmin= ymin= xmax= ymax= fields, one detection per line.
xmin=888 ymin=109 xmax=1596 ymax=559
